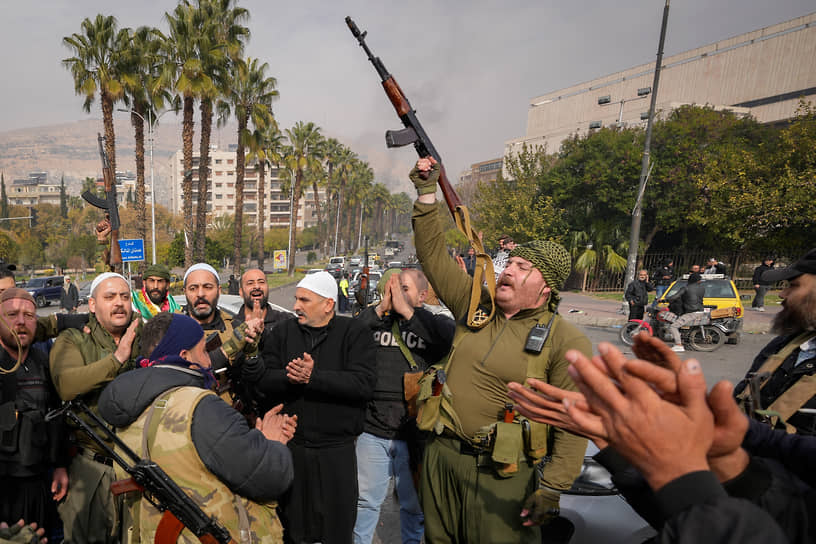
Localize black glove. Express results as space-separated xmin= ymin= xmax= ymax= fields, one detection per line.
xmin=408 ymin=161 xmax=440 ymax=195
xmin=56 ymin=312 xmax=90 ymax=332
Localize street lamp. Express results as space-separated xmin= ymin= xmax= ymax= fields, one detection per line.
xmin=118 ymin=107 xmax=172 ymax=265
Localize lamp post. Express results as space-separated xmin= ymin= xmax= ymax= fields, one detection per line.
xmin=119 ymin=108 xmax=172 ymax=265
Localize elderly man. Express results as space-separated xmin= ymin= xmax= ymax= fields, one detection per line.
xmin=734 ymin=248 xmax=816 ymax=435
xmin=408 ymin=158 xmax=591 ymax=543
xmin=246 ymin=271 xmax=377 ymax=544
xmin=60 ymin=276 xmax=79 ymax=314
xmin=0 ymin=289 xmax=68 ymax=536
xmin=353 ymin=269 xmax=454 ymax=544
xmin=98 ymin=312 xmax=295 ymax=543
xmin=131 ymin=264 xmax=180 ymax=319
xmin=50 ymin=272 xmax=141 ymax=544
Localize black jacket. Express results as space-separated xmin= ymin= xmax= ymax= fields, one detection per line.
xmin=652 ymin=265 xmax=674 ymax=287
xmin=625 ymin=279 xmax=654 ymax=307
xmin=99 ymin=365 xmax=293 ymax=501
xmin=734 ymin=334 xmax=816 ymax=435
xmin=667 ymin=282 xmax=705 ymax=314
xmin=0 ymin=347 xmax=67 ymax=477
xmin=60 ymin=283 xmax=79 ymax=310
xmin=356 ymin=305 xmax=454 ymax=439
xmin=753 ymin=263 xmax=775 ymax=286
xmin=247 ymin=315 xmax=377 ymax=447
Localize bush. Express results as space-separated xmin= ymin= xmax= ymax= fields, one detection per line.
xmin=307 ymin=251 xmax=317 ymax=264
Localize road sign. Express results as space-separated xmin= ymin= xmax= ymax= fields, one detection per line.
xmin=119 ymin=239 xmax=145 ymax=262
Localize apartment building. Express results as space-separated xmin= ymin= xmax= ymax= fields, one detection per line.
xmin=167 ymin=148 xmax=323 ymax=229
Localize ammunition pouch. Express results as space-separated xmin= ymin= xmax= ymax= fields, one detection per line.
xmin=0 ymin=406 xmax=47 ymax=467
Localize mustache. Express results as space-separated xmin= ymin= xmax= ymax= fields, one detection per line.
xmin=249 ymin=289 xmax=264 ymax=297
xmin=194 ymin=298 xmax=213 ymax=307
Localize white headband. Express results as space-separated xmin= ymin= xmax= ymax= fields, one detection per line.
xmin=184 ymin=263 xmax=220 ymax=285
xmin=90 ymin=272 xmax=129 ymax=297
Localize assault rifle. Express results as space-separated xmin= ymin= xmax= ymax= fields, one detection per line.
xmin=46 ymin=400 xmax=236 ymax=544
xmin=82 ymin=133 xmax=122 ymax=272
xmin=346 ymin=16 xmax=495 ymax=329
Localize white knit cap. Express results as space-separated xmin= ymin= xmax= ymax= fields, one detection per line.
xmin=184 ymin=263 xmax=220 ymax=285
xmin=296 ymin=271 xmax=338 ymax=304
xmin=90 ymin=272 xmax=129 ymax=297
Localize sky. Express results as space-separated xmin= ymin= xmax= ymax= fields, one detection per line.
xmin=1 ymin=0 xmax=814 ymax=192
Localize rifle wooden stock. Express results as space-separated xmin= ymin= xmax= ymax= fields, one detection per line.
xmin=111 ymin=477 xmax=144 ymax=495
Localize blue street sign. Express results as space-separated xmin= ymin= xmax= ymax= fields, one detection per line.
xmin=119 ymin=239 xmax=145 ymax=262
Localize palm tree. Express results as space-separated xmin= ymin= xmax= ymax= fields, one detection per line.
xmin=283 ymin=122 xmax=323 ymax=275
xmin=63 ymin=14 xmax=131 ymax=243
xmin=344 ymin=160 xmax=374 ymax=251
xmin=219 ymin=57 xmax=278 ymax=277
xmin=245 ymin=124 xmax=284 ymax=270
xmin=121 ymin=25 xmax=165 ymax=257
xmin=193 ymin=0 xmax=249 ymax=261
xmin=331 ymin=146 xmax=357 ymax=254
xmin=162 ymin=3 xmax=209 ymax=267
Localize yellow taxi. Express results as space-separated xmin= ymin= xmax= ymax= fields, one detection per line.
xmin=657 ymin=274 xmax=744 ymax=344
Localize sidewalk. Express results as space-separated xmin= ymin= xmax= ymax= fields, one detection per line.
xmin=558 ymin=291 xmax=778 ymax=334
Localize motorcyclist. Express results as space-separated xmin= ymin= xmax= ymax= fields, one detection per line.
xmin=665 ymin=272 xmax=705 ymax=352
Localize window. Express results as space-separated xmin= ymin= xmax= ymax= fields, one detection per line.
xmin=215 ymin=159 xmax=222 ymax=164
xmin=215 ymin=194 xmax=222 ymax=199
xmin=227 ymin=159 xmax=234 ymax=165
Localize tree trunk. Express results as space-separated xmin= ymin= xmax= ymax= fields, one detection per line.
xmin=287 ymin=170 xmax=303 ymax=276
xmin=232 ymin=113 xmax=248 ymax=278
xmin=101 ymin=92 xmax=122 ymax=274
xmin=182 ymin=94 xmax=195 ymax=268
xmin=257 ymin=161 xmax=266 ymax=270
xmin=196 ymin=98 xmax=213 ymax=262
xmin=132 ymin=107 xmax=147 ymax=271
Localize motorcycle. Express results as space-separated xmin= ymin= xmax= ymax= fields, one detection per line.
xmin=619 ymin=305 xmax=734 ymax=352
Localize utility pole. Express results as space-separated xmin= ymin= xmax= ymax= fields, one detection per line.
xmin=623 ymin=0 xmax=670 ymax=294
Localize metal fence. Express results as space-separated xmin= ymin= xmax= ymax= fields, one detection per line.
xmin=565 ymin=250 xmax=804 ymax=292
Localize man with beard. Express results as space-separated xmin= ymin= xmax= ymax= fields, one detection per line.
xmin=49 ymin=273 xmax=141 ymax=544
xmin=734 ymin=248 xmax=816 ymax=435
xmin=245 ymin=271 xmax=377 ymax=544
xmin=408 ymin=157 xmax=591 ymax=543
xmin=0 ymin=289 xmax=68 ymax=536
xmin=231 ymin=268 xmax=290 ymax=350
xmin=131 ymin=264 xmax=180 ymax=319
xmin=181 ymin=263 xmax=264 ymax=372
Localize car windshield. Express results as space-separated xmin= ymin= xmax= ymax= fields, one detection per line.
xmin=665 ymin=279 xmax=737 ymax=299
xmin=330 ymin=258 xmax=344 ymax=265
xmin=26 ymin=278 xmax=46 ymax=288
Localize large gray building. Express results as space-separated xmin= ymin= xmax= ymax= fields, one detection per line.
xmin=506 ymin=12 xmax=816 ymax=156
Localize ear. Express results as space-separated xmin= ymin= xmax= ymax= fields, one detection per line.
xmin=418 ymin=289 xmax=427 ymax=305
xmin=88 ymin=297 xmax=96 ymax=313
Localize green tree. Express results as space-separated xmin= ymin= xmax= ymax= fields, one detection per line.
xmin=246 ymin=124 xmax=284 ymax=270
xmin=59 ymin=174 xmax=68 ymax=218
xmin=474 ymin=144 xmax=567 ymax=245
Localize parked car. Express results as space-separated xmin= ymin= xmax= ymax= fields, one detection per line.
xmin=387 ymin=261 xmax=403 ymax=269
xmin=657 ymin=273 xmax=744 ymax=344
xmin=557 ymin=443 xmax=657 ymax=543
xmin=25 ymin=276 xmax=64 ymax=307
xmin=324 ymin=263 xmax=344 ymax=279
xmin=329 ymin=256 xmax=346 ymax=269
xmin=77 ymin=282 xmax=92 ymax=306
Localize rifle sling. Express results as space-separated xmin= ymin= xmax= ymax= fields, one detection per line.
xmin=453 ymin=205 xmax=495 ymax=329
xmin=735 ymin=331 xmax=816 ymax=405
xmin=766 ymin=374 xmax=816 ymax=433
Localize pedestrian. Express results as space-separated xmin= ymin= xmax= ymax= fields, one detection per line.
xmin=98 ymin=312 xmax=294 ymax=543
xmin=651 ymin=258 xmax=674 ymax=307
xmin=704 ymin=257 xmax=727 ymax=275
xmin=339 ymin=273 xmax=350 ymax=313
xmin=492 ymin=235 xmax=517 ymax=279
xmin=59 ymin=275 xmax=79 ymax=313
xmin=245 ymin=271 xmax=377 ymax=544
xmin=409 ymin=157 xmax=591 ymax=543
xmin=227 ymin=274 xmax=240 ymax=295
xmin=751 ymin=257 xmax=774 ymax=311
xmin=624 ymin=269 xmax=653 ymax=321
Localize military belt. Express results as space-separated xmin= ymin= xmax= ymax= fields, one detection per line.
xmin=76 ymin=446 xmax=114 ymax=467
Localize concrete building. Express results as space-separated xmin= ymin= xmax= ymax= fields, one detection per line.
xmin=457 ymin=157 xmax=503 ymax=206
xmin=167 ymin=148 xmax=324 ymax=229
xmin=506 ymin=12 xmax=816 ymax=157
xmin=10 ymin=172 xmax=63 ymax=207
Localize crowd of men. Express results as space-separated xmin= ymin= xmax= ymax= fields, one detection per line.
xmin=0 ymin=158 xmax=814 ymax=544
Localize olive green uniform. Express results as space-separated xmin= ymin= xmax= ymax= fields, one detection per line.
xmin=412 ymin=201 xmax=590 ymax=543
xmin=49 ymin=315 xmax=141 ymax=544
